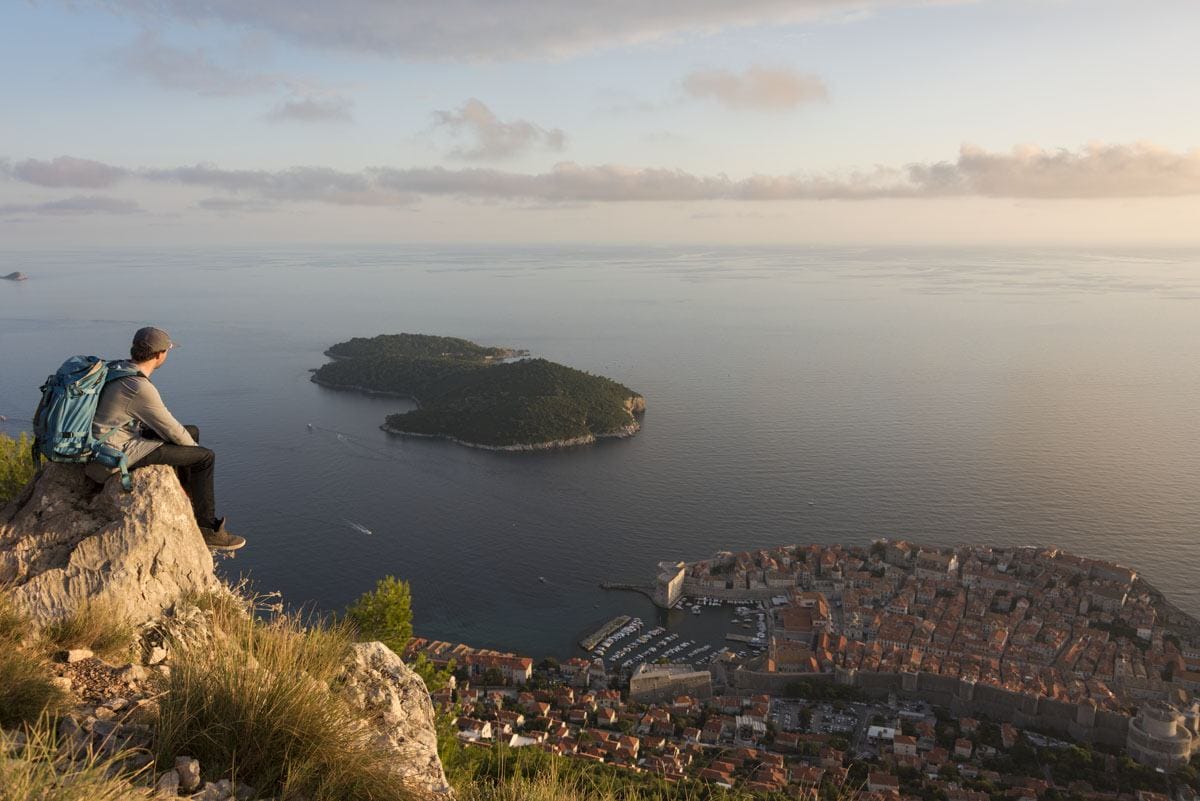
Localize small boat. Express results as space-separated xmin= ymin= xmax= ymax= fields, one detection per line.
xmin=538 ymin=576 xmax=548 ymax=583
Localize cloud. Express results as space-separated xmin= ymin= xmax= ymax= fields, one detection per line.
xmin=266 ymin=95 xmax=354 ymax=123
xmin=140 ymin=164 xmax=415 ymax=205
xmin=90 ymin=0 xmax=967 ymax=61
xmin=433 ymin=99 xmax=566 ymax=160
xmin=110 ymin=31 xmax=354 ymax=120
xmin=5 ymin=142 xmax=1200 ymax=208
xmin=924 ymin=142 xmax=1200 ymax=199
xmin=194 ymin=197 xmax=277 ymax=212
xmin=111 ymin=31 xmax=280 ymax=96
xmin=682 ymin=66 xmax=828 ymax=110
xmin=1 ymin=156 xmax=129 ymax=188
xmin=0 ymin=195 xmax=142 ymax=216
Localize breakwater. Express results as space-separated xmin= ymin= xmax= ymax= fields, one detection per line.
xmin=580 ymin=616 xmax=631 ymax=651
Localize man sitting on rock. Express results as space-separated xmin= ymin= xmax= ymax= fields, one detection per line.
xmin=85 ymin=326 xmax=246 ymax=551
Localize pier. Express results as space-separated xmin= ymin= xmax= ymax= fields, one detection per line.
xmin=580 ymin=615 xmax=631 ymax=651
xmin=599 ymin=581 xmax=657 ymax=602
xmin=725 ymin=633 xmax=760 ymax=644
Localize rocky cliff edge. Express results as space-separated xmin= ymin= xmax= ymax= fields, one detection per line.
xmin=0 ymin=463 xmax=451 ymax=799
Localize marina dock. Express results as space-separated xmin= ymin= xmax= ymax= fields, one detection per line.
xmin=580 ymin=615 xmax=631 ymax=651
xmin=725 ymin=633 xmax=760 ymax=644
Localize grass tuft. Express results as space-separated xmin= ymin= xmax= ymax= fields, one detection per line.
xmin=0 ymin=594 xmax=67 ymax=729
xmin=40 ymin=600 xmax=135 ymax=661
xmin=0 ymin=716 xmax=151 ymax=801
xmin=0 ymin=432 xmax=35 ymax=508
xmin=155 ymin=601 xmax=412 ymax=800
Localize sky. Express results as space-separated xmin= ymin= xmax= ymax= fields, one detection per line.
xmin=2 ymin=0 xmax=1199 ymax=246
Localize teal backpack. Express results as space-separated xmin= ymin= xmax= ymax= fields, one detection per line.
xmin=32 ymin=356 xmax=141 ymax=490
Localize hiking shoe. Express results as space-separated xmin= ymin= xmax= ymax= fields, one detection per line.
xmin=201 ymin=517 xmax=246 ymax=551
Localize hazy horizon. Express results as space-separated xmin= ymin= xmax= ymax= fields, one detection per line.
xmin=3 ymin=1 xmax=1199 ymax=247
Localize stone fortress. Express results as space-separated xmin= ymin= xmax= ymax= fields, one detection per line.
xmin=1126 ymin=700 xmax=1200 ymax=769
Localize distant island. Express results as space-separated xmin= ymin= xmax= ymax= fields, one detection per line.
xmin=2 ymin=271 xmax=28 ymax=281
xmin=311 ymin=333 xmax=645 ymax=450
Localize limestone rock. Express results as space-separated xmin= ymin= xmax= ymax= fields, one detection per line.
xmin=64 ymin=648 xmax=93 ymax=663
xmin=175 ymin=756 xmax=202 ymax=792
xmin=155 ymin=769 xmax=181 ymax=797
xmin=339 ymin=641 xmax=453 ymax=798
xmin=0 ymin=464 xmax=219 ymax=627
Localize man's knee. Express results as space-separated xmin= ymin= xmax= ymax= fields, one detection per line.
xmin=195 ymin=446 xmax=215 ymax=469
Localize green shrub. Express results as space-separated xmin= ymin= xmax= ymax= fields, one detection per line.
xmin=411 ymin=652 xmax=455 ymax=692
xmin=155 ymin=604 xmax=410 ymax=801
xmin=448 ymin=740 xmax=765 ymax=801
xmin=347 ymin=575 xmax=413 ymax=654
xmin=0 ymin=432 xmax=34 ymax=506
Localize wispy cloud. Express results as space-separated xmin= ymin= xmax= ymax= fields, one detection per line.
xmin=110 ymin=31 xmax=355 ymax=123
xmin=266 ymin=95 xmax=354 ymax=123
xmin=90 ymin=0 xmax=969 ymax=60
xmin=111 ymin=31 xmax=280 ymax=96
xmin=0 ymin=156 xmax=129 ymax=189
xmin=682 ymin=66 xmax=828 ymax=110
xmin=5 ymin=142 xmax=1199 ymax=207
xmin=0 ymin=195 xmax=142 ymax=216
xmin=140 ymin=164 xmax=415 ymax=205
xmin=433 ymin=99 xmax=566 ymax=160
xmin=194 ymin=196 xmax=277 ymax=212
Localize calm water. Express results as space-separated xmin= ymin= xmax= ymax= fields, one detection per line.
xmin=2 ymin=245 xmax=1199 ymax=658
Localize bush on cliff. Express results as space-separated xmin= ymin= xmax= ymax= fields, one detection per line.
xmin=347 ymin=574 xmax=413 ymax=653
xmin=156 ymin=593 xmax=411 ymax=801
xmin=347 ymin=575 xmax=455 ymax=691
xmin=0 ymin=432 xmax=34 ymax=506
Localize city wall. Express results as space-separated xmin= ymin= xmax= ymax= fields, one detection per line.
xmin=680 ymin=578 xmax=779 ymax=603
xmin=731 ymin=666 xmax=1130 ymax=747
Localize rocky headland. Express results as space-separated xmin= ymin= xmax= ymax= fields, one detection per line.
xmin=0 ymin=464 xmax=451 ymax=800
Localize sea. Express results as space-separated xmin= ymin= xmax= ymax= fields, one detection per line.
xmin=2 ymin=245 xmax=1198 ymax=660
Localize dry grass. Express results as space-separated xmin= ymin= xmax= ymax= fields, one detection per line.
xmin=0 ymin=594 xmax=67 ymax=728
xmin=156 ymin=591 xmax=412 ymax=801
xmin=0 ymin=717 xmax=151 ymax=801
xmin=0 ymin=432 xmax=35 ymax=508
xmin=40 ymin=600 xmax=136 ymax=660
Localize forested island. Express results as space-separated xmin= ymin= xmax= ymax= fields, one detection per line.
xmin=311 ymin=333 xmax=646 ymax=450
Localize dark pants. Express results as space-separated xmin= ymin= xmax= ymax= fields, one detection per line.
xmin=134 ymin=425 xmax=216 ymax=528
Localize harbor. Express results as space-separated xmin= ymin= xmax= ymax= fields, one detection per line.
xmin=578 ymin=594 xmax=771 ymax=676
xmin=579 ymin=615 xmax=631 ymax=651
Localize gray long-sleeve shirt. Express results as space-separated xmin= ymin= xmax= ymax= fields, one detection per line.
xmin=84 ymin=365 xmax=196 ymax=481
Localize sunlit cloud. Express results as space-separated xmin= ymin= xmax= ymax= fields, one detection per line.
xmin=682 ymin=66 xmax=828 ymax=110
xmin=433 ymin=99 xmax=566 ymax=160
